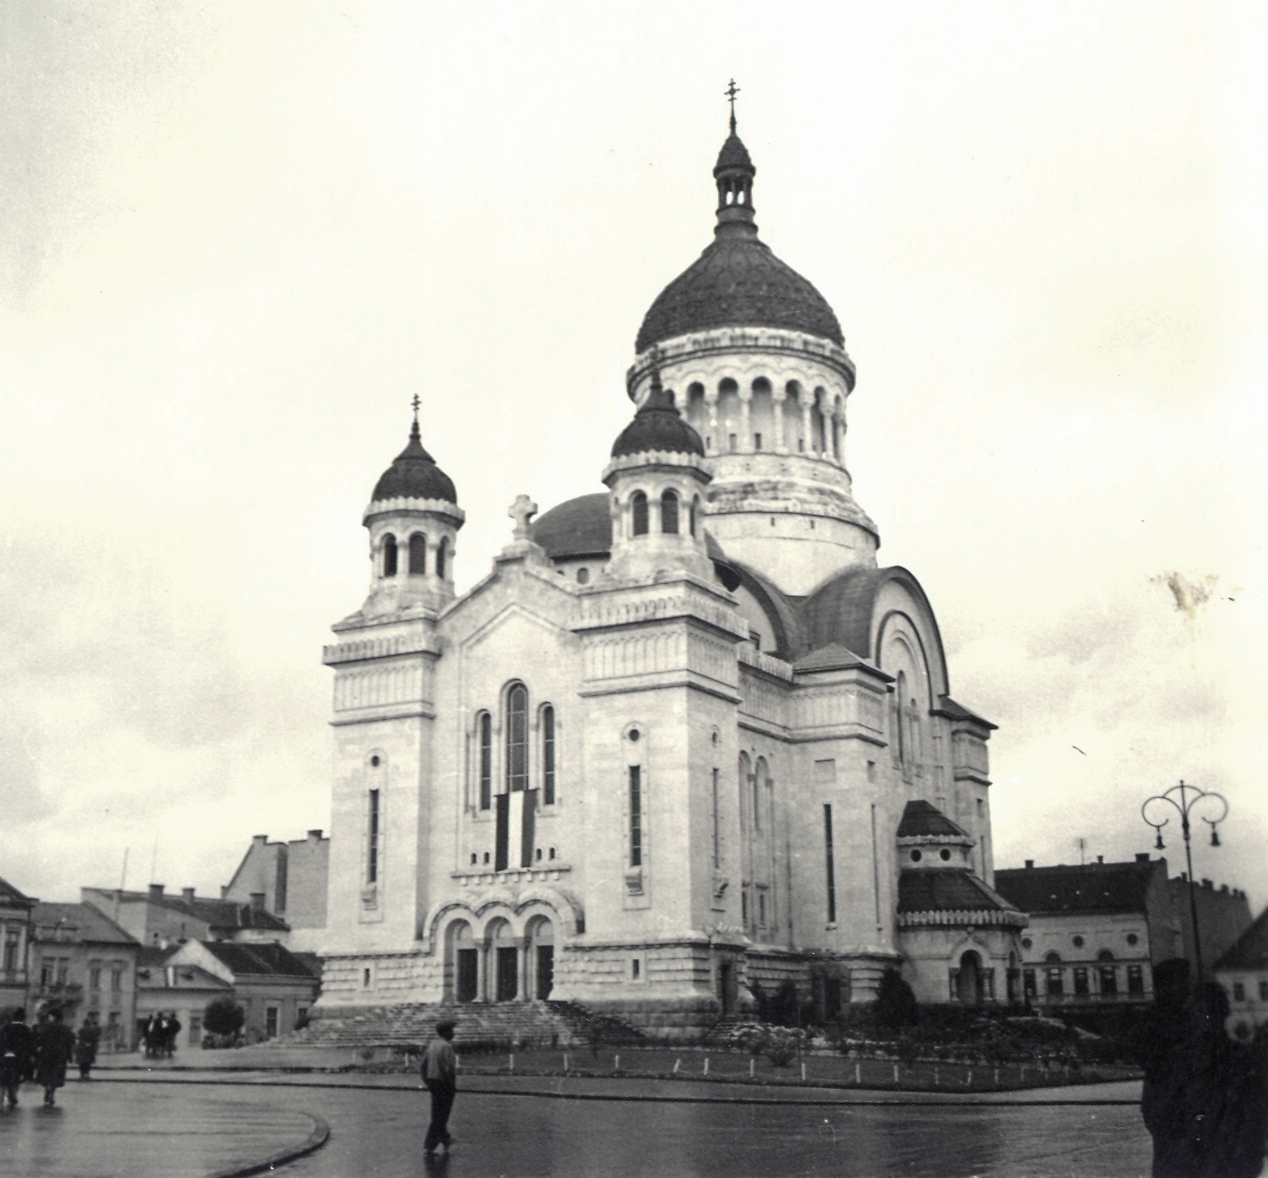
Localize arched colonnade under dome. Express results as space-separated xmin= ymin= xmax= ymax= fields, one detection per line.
xmin=439 ymin=907 xmax=558 ymax=1004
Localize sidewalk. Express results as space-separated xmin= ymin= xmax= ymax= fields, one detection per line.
xmin=0 ymin=1078 xmax=328 ymax=1178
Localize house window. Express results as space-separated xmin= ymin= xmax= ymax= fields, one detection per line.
xmin=1232 ymin=982 xmax=1246 ymax=1002
xmin=660 ymin=490 xmax=679 ymax=534
xmin=265 ymin=1007 xmax=279 ymax=1038
xmin=506 ymin=683 xmax=528 ymax=792
xmin=541 ymin=705 xmax=556 ymax=805
xmin=367 ymin=788 xmax=381 ymax=884
xmin=1073 ymin=967 xmax=1088 ymax=995
xmin=2 ymin=931 xmax=17 ymax=972
xmin=1023 ymin=969 xmax=1037 ymax=997
xmin=190 ymin=1015 xmax=202 ymax=1044
xmin=478 ymin=712 xmax=492 ymax=810
xmin=1046 ymin=968 xmax=1064 ymax=996
xmin=1099 ymin=966 xmax=1118 ymax=996
xmin=628 ymin=767 xmax=643 ymax=868
xmin=631 ymin=492 xmax=649 ymax=536
xmin=823 ymin=804 xmax=837 ymax=924
xmin=382 ymin=533 xmax=398 ymax=576
xmin=56 ymin=957 xmax=69 ymax=985
xmin=1128 ymin=965 xmax=1144 ymax=995
xmin=408 ymin=532 xmax=427 ymax=575
xmin=1260 ymin=981 xmax=1268 ymax=1002
xmin=89 ymin=962 xmax=102 ymax=991
xmin=41 ymin=958 xmax=54 ymax=987
xmin=111 ymin=963 xmax=123 ymax=990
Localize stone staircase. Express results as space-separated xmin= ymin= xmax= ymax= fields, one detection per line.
xmin=281 ymin=999 xmax=642 ymax=1052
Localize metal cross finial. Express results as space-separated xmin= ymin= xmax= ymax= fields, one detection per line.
xmin=410 ymin=394 xmax=421 ymax=422
xmin=725 ymin=79 xmax=740 ymax=133
xmin=508 ymin=493 xmax=538 ymax=539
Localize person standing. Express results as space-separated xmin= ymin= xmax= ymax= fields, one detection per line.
xmin=33 ymin=1008 xmax=76 ymax=1107
xmin=1130 ymin=958 xmax=1196 ymax=1178
xmin=420 ymin=1018 xmax=458 ymax=1156
xmin=164 ymin=1013 xmax=182 ymax=1059
xmin=75 ymin=1014 xmax=101 ymax=1080
xmin=0 ymin=1008 xmax=35 ymax=1109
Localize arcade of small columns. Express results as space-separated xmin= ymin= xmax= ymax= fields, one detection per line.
xmin=659 ymin=376 xmax=849 ymax=465
xmin=440 ymin=909 xmax=558 ymax=1004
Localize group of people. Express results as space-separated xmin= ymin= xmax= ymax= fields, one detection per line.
xmin=141 ymin=1011 xmax=182 ymax=1059
xmin=0 ymin=1007 xmax=102 ymax=1108
xmin=1134 ymin=959 xmax=1268 ymax=1178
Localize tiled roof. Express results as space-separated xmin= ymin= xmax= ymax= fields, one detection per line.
xmin=136 ymin=945 xmax=180 ymax=968
xmin=897 ymin=800 xmax=969 ymax=839
xmin=369 ymin=420 xmax=457 ymax=506
xmin=100 ymin=889 xmax=289 ymax=932
xmin=993 ymin=861 xmax=1156 ymax=916
xmin=0 ymin=875 xmax=34 ymax=907
xmin=897 ymin=869 xmax=1021 ymax=915
xmin=1214 ymin=907 xmax=1268 ymax=971
xmin=32 ymin=902 xmax=137 ymax=945
xmin=199 ymin=941 xmax=318 ymax=979
xmin=610 ymin=374 xmax=705 ymax=459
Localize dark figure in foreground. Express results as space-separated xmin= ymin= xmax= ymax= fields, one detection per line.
xmin=421 ymin=1018 xmax=458 ymax=1156
xmin=75 ymin=1014 xmax=101 ymax=1079
xmin=0 ymin=1008 xmax=35 ymax=1109
xmin=1132 ymin=958 xmax=1195 ymax=1177
xmin=33 ymin=1008 xmax=76 ymax=1107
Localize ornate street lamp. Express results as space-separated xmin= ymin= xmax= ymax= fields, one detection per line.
xmin=1141 ymin=780 xmax=1228 ymax=981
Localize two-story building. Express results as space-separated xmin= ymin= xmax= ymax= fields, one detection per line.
xmin=1215 ymin=907 xmax=1268 ymax=1041
xmin=0 ymin=876 xmax=35 ymax=1013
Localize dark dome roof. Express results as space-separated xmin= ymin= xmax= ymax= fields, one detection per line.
xmin=715 ymin=133 xmax=753 ymax=172
xmin=635 ymin=234 xmax=843 ymax=353
xmin=370 ymin=421 xmax=457 ymax=505
xmin=610 ymin=375 xmax=705 ymax=458
xmin=531 ymin=493 xmax=612 ymax=559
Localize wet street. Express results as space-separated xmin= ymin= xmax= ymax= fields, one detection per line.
xmin=0 ymin=1072 xmax=1153 ymax=1177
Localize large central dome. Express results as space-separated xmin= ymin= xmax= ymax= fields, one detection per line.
xmin=634 ymin=131 xmax=843 ymax=353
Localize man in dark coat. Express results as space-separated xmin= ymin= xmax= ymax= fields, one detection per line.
xmin=75 ymin=1014 xmax=101 ymax=1079
xmin=1130 ymin=958 xmax=1196 ymax=1177
xmin=421 ymin=1018 xmax=458 ymax=1156
xmin=34 ymin=1008 xmax=76 ymax=1106
xmin=0 ymin=1008 xmax=35 ymax=1108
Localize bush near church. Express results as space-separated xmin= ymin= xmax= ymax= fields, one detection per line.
xmin=201 ymin=998 xmax=246 ymax=1049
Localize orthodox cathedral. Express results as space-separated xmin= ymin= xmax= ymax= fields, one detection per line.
xmin=314 ymin=115 xmax=1025 ymax=1034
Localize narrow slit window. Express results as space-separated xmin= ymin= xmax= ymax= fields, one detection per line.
xmin=823 ymin=803 xmax=837 ymax=923
xmin=478 ymin=712 xmax=492 ymax=810
xmin=436 ymin=537 xmax=448 ymax=580
xmin=367 ymin=789 xmax=381 ymax=883
xmin=542 ymin=705 xmax=556 ymax=805
xmin=629 ymin=766 xmax=642 ymax=868
xmin=711 ymin=768 xmax=721 ymax=868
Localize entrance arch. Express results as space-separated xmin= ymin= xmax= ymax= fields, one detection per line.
xmin=957 ymin=950 xmax=984 ymax=1005
xmin=525 ymin=916 xmax=555 ymax=1000
xmin=487 ymin=918 xmax=518 ymax=1002
xmin=444 ymin=920 xmax=478 ymax=1004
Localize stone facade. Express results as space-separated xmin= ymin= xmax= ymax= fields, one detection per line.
xmin=311 ymin=123 xmax=1013 ymax=1032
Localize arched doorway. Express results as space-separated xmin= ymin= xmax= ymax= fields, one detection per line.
xmin=487 ymin=919 xmax=518 ymax=1002
xmin=445 ymin=920 xmax=477 ymax=1004
xmin=957 ymin=950 xmax=984 ymax=1005
xmin=526 ymin=917 xmax=555 ymax=1000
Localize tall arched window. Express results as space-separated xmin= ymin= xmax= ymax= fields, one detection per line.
xmin=631 ymin=492 xmax=648 ymax=536
xmin=382 ymin=534 xmax=398 ymax=577
xmin=753 ymin=756 xmax=767 ymax=832
xmin=894 ymin=671 xmax=907 ymax=766
xmin=436 ymin=537 xmax=448 ymax=580
xmin=408 ymin=532 xmax=427 ymax=575
xmin=690 ymin=496 xmax=700 ymax=538
xmin=506 ymin=683 xmax=528 ymax=792
xmin=541 ymin=704 xmax=556 ymax=805
xmin=660 ymin=489 xmax=679 ymax=534
xmin=477 ymin=712 xmax=492 ymax=810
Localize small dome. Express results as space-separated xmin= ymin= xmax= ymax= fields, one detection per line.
xmin=370 ymin=420 xmax=457 ymax=505
xmin=714 ymin=133 xmax=753 ymax=173
xmin=610 ymin=374 xmax=705 ymax=459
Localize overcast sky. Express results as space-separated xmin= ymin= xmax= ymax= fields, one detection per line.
xmin=2 ymin=2 xmax=1265 ymax=914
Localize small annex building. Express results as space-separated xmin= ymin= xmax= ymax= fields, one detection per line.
xmin=135 ymin=945 xmax=233 ymax=1052
xmin=309 ymin=114 xmax=1012 ymax=1035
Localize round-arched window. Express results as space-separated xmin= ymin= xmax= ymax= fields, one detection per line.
xmin=382 ymin=533 xmax=398 ymax=577
xmin=661 ymin=489 xmax=679 ymax=534
xmin=631 ymin=492 xmax=649 ymax=536
xmin=408 ymin=532 xmax=427 ymax=575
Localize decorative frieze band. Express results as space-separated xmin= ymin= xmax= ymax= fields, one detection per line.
xmin=323 ymin=634 xmax=436 ymax=665
xmin=896 ymin=909 xmax=1028 ymax=929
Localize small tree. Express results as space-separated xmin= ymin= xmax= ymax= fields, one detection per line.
xmin=874 ymin=967 xmax=918 ymax=1030
xmin=203 ymin=998 xmax=245 ymax=1039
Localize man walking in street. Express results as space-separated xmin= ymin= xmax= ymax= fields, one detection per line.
xmin=421 ymin=1018 xmax=458 ymax=1157
xmin=0 ymin=1008 xmax=35 ymax=1108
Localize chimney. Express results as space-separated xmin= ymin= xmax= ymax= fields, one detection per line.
xmin=1220 ymin=884 xmax=1229 ymax=894
xmin=253 ymin=834 xmax=268 ymax=846
xmin=307 ymin=829 xmax=323 ymax=843
xmin=1097 ymin=855 xmax=1104 ymax=863
xmin=249 ymin=892 xmax=265 ymax=914
xmin=1136 ymin=853 xmax=1150 ymax=863
xmin=182 ymin=887 xmax=195 ymax=902
xmin=148 ymin=884 xmax=164 ymax=901
xmin=220 ymin=886 xmax=229 ymax=898
xmin=1202 ymin=878 xmax=1213 ymax=889
xmin=1024 ymin=860 xmax=1034 ymax=869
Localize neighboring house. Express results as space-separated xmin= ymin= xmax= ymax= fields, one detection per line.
xmin=81 ymin=884 xmax=290 ymax=947
xmin=135 ymin=945 xmax=233 ymax=1052
xmin=995 ymin=854 xmax=1252 ymax=1008
xmin=164 ymin=941 xmax=319 ymax=1042
xmin=0 ymin=876 xmax=35 ymax=1013
xmin=29 ymin=902 xmax=140 ymax=1050
xmin=1215 ymin=907 xmax=1268 ymax=1041
xmin=223 ymin=829 xmax=329 ymax=950
xmin=1168 ymin=873 xmax=1255 ymax=974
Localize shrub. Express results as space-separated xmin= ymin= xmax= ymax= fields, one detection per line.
xmin=203 ymin=997 xmax=246 ymax=1039
xmin=874 ymin=968 xmax=918 ymax=1029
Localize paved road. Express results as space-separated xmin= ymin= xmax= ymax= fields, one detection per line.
xmin=0 ymin=1072 xmax=1155 ymax=1178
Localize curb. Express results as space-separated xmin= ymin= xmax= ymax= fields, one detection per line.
xmin=204 ymin=1111 xmax=330 ymax=1178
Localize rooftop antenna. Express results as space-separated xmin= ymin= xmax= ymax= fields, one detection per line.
xmin=1077 ymin=837 xmax=1087 ymax=865
xmin=725 ymin=78 xmax=740 ymax=134
xmin=149 ymin=837 xmax=158 ymax=885
xmin=116 ymin=847 xmax=129 ymax=922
